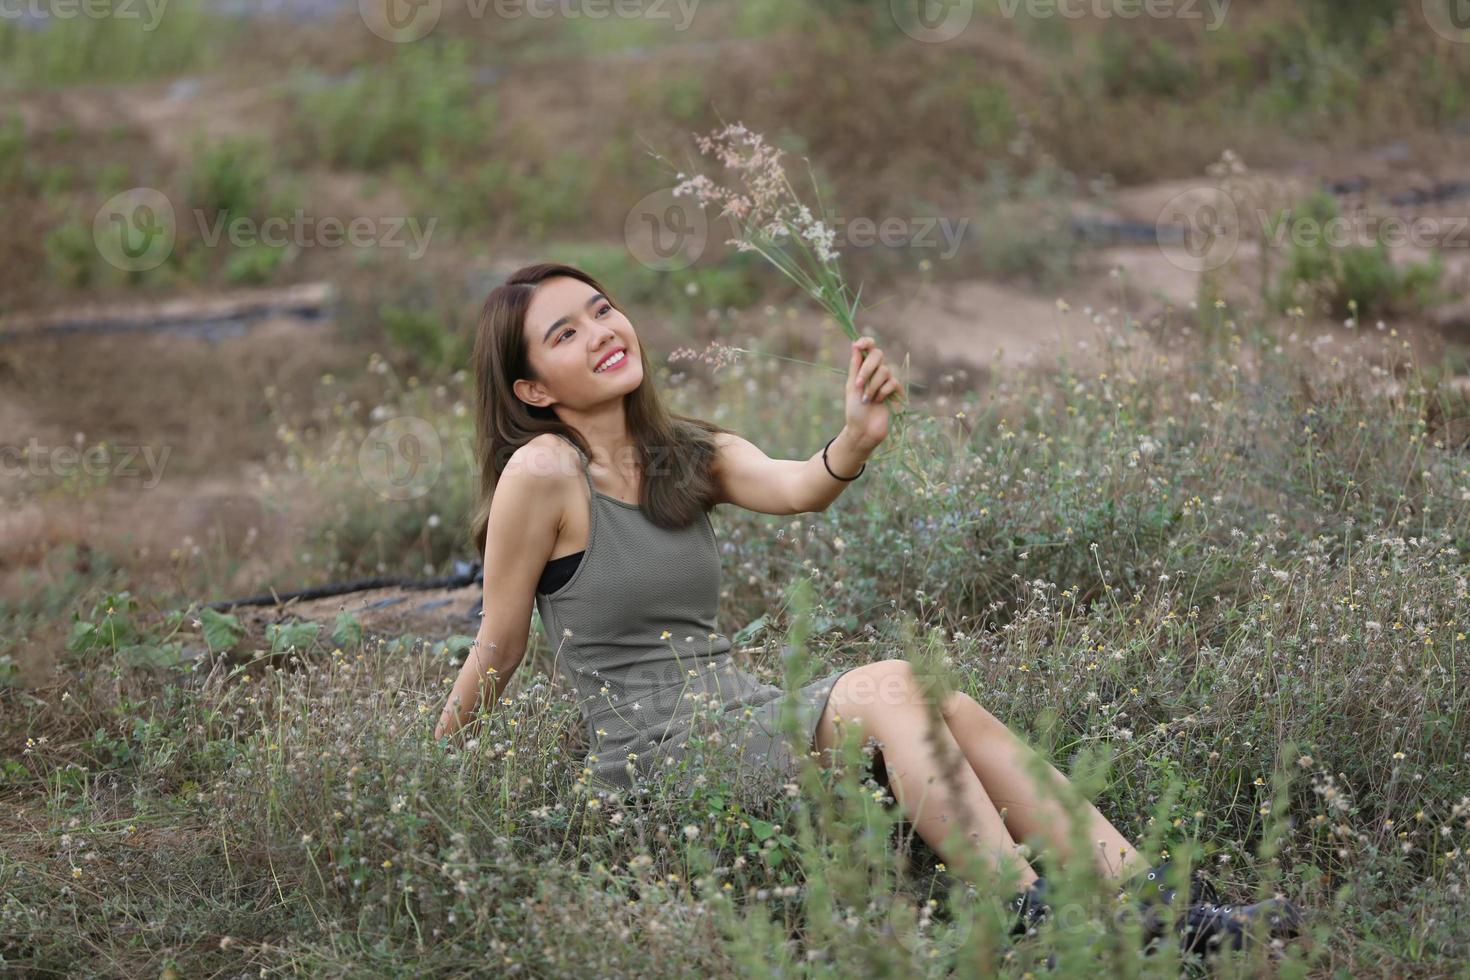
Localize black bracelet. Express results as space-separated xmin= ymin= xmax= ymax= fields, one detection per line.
xmin=823 ymin=436 xmax=866 ymax=481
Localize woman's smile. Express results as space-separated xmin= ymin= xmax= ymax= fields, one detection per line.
xmin=593 ymin=347 xmax=629 ymax=373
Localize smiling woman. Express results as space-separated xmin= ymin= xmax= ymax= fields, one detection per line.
xmin=438 ymin=264 xmax=883 ymax=797
xmin=432 ymin=261 xmax=1301 ymax=954
xmin=438 ymin=260 xmax=871 ymax=806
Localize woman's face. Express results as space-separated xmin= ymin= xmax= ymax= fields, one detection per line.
xmin=518 ymin=276 xmax=643 ymax=411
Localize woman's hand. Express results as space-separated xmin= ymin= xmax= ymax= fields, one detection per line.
xmin=844 ymin=336 xmax=901 ymax=448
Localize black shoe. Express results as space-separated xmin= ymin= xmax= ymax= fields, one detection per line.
xmin=1122 ymin=860 xmax=1221 ymax=905
xmin=1007 ymin=876 xmax=1050 ymax=937
xmin=1117 ymin=861 xmax=1220 ymax=946
xmin=1177 ymin=896 xmax=1304 ymax=956
xmin=1000 ymin=882 xmax=1058 ymax=974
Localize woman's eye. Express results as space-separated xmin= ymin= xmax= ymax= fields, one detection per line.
xmin=598 ymin=304 xmax=612 ymax=316
xmin=559 ymin=327 xmax=575 ymax=342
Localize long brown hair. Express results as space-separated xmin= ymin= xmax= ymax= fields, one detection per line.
xmin=468 ymin=262 xmax=730 ymax=559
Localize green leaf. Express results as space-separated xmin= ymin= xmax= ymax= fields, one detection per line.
xmin=266 ymin=620 xmax=321 ymax=655
xmin=331 ymin=610 xmax=364 ymax=650
xmin=199 ymin=608 xmax=244 ymax=653
xmin=121 ymin=641 xmax=187 ymax=670
xmin=66 ymin=617 xmax=98 ymax=654
xmin=731 ymin=614 xmax=768 ymax=646
xmin=749 ymin=818 xmax=775 ymax=841
xmin=443 ymin=634 xmax=476 ymax=657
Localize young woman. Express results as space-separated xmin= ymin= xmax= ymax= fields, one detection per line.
xmin=433 ymin=262 xmax=1302 ymax=954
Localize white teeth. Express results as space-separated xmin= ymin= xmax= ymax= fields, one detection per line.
xmin=595 ymin=350 xmax=626 ymax=372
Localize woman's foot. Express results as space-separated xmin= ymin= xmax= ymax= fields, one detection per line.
xmin=1115 ymin=860 xmax=1219 ymax=941
xmin=1117 ymin=861 xmax=1302 ymax=954
xmin=1007 ymin=876 xmax=1050 ymax=937
xmin=1176 ymin=896 xmax=1304 ymax=955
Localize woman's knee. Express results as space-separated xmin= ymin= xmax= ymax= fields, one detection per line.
xmin=939 ymin=689 xmax=970 ymax=722
xmin=940 ymin=689 xmax=1009 ymax=737
xmin=835 ymin=658 xmax=922 ymax=715
xmin=867 ymin=658 xmax=969 ymax=716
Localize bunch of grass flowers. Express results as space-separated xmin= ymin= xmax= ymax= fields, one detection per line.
xmin=667 ymin=121 xmax=918 ymax=446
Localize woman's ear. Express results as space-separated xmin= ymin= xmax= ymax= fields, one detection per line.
xmin=513 ymin=377 xmax=554 ymax=409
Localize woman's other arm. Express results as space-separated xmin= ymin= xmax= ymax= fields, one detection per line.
xmin=433 ymin=440 xmax=567 ymax=741
xmin=710 ymin=337 xmax=899 ymax=515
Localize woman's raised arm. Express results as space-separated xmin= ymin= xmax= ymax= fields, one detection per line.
xmin=708 ymin=337 xmax=899 ymax=515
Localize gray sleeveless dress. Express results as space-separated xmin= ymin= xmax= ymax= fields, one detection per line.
xmin=533 ymin=436 xmax=859 ymax=800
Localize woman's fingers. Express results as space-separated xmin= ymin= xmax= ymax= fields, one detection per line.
xmin=862 ymin=356 xmax=889 ymax=400
xmin=860 ymin=370 xmax=893 ymax=403
xmin=857 ymin=347 xmax=885 ymax=392
xmin=851 ymin=339 xmax=899 ymax=405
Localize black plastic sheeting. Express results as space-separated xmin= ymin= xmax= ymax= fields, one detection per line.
xmin=202 ymin=558 xmax=484 ymax=613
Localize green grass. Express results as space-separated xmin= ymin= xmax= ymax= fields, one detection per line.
xmin=6 ymin=3 xmax=1470 ymax=972
xmin=1269 ymin=191 xmax=1447 ymax=318
xmin=0 ymin=0 xmax=220 ymax=89
xmin=285 ymin=40 xmax=494 ymax=173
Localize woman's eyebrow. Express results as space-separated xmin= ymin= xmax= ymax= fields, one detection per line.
xmin=542 ymin=293 xmax=608 ymax=344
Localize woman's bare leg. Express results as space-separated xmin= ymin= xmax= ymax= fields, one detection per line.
xmin=812 ymin=660 xmax=1039 ymax=890
xmin=938 ymin=690 xmax=1149 ymax=881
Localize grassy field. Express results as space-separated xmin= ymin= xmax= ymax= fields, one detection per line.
xmin=4 ymin=0 xmax=1470 ymax=975
xmin=5 ymin=307 xmax=1470 ymax=975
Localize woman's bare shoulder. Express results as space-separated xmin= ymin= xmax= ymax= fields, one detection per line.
xmin=508 ymin=432 xmax=582 ymax=478
xmin=499 ymin=434 xmax=579 ymax=514
xmin=490 ymin=434 xmax=581 ymax=539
